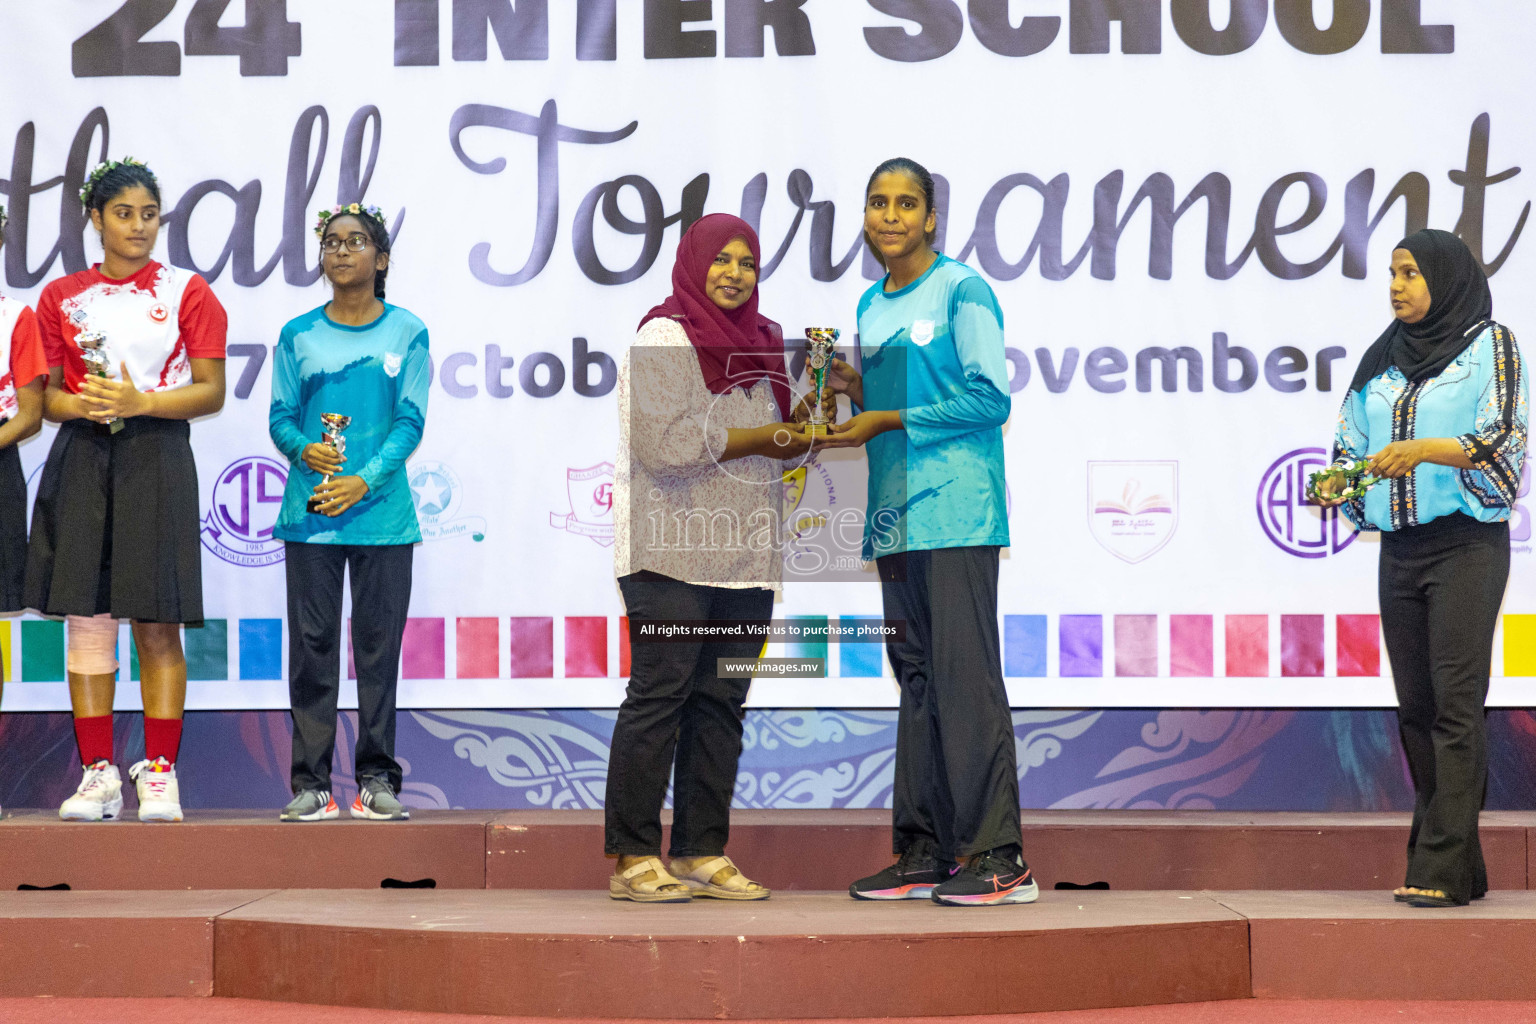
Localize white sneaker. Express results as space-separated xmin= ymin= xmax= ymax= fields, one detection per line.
xmin=59 ymin=761 xmax=124 ymax=821
xmin=128 ymin=758 xmax=183 ymax=822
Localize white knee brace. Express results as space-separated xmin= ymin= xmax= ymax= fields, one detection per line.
xmin=66 ymin=614 xmax=119 ymax=675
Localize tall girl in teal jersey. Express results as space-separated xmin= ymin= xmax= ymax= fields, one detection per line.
xmin=823 ymin=158 xmax=1035 ymax=907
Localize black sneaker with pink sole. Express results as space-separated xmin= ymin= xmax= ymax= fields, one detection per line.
xmin=849 ymin=838 xmax=956 ymax=900
xmin=931 ymin=845 xmax=1039 ymax=906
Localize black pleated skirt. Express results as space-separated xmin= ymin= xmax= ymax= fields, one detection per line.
xmin=23 ymin=417 xmax=204 ymax=625
xmin=0 ymin=442 xmax=26 ymax=612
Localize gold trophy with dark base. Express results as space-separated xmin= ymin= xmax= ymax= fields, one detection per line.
xmin=306 ymin=412 xmax=352 ymax=514
xmin=803 ymin=327 xmax=839 ymax=438
xmin=77 ymin=331 xmax=124 ymax=434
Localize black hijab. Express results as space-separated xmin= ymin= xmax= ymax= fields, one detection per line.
xmin=1348 ymin=228 xmax=1493 ymax=392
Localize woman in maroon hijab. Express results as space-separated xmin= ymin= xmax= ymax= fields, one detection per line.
xmin=605 ymin=214 xmax=816 ymax=902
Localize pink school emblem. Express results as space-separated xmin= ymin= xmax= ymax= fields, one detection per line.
xmin=550 ymin=463 xmax=615 ymax=547
xmin=1087 ymin=461 xmax=1178 ymax=564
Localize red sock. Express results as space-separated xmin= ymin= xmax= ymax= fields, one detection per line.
xmin=144 ymin=717 xmax=184 ymax=765
xmin=73 ymin=715 xmax=114 ymax=766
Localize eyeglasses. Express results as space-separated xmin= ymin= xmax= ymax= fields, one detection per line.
xmin=320 ymin=234 xmax=372 ymax=254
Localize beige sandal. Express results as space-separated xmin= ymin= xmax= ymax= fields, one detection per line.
xmin=609 ymin=856 xmax=692 ymax=903
xmin=670 ymin=856 xmax=771 ymax=901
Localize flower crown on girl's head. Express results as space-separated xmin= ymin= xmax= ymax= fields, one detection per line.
xmin=0 ymin=203 xmax=7 ymax=233
xmin=314 ymin=202 xmax=387 ymax=240
xmin=79 ymin=157 xmax=156 ymax=212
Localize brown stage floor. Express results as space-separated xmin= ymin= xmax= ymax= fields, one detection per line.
xmin=3 ymin=808 xmax=1533 ymax=892
xmin=4 ymin=888 xmax=1536 ymax=1017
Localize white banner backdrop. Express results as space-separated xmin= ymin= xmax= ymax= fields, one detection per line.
xmin=2 ymin=1 xmax=1534 ymax=709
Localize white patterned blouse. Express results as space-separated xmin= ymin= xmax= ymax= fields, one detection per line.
xmin=613 ymin=316 xmax=783 ymax=591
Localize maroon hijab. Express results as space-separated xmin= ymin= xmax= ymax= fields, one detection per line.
xmin=640 ymin=213 xmax=791 ymax=420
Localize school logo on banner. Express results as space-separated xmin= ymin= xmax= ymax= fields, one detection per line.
xmin=782 ymin=460 xmax=840 ymax=574
xmin=201 ymin=456 xmax=287 ymax=567
xmin=1257 ymin=447 xmax=1358 ymax=558
xmin=1087 ymin=461 xmax=1178 ymax=564
xmin=410 ymin=460 xmax=487 ymax=542
xmin=550 ymin=463 xmax=614 ymax=547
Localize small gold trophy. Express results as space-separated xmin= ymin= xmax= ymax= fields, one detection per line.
xmin=306 ymin=412 xmax=353 ymax=514
xmin=803 ymin=327 xmax=839 ymax=438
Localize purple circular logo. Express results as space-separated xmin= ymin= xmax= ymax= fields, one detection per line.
xmin=200 ymin=456 xmax=287 ymax=567
xmin=1257 ymin=448 xmax=1358 ymax=558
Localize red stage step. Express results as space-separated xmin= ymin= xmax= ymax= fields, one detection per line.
xmin=213 ymin=889 xmax=1249 ymax=1018
xmin=3 ymin=810 xmax=1532 ymax=892
xmin=6 ymin=888 xmax=1536 ymax=1016
xmin=0 ymin=810 xmax=489 ymax=890
xmin=492 ymin=809 xmax=1536 ymax=892
xmin=0 ymin=890 xmax=269 ymax=998
xmin=1223 ymin=890 xmax=1536 ymax=1001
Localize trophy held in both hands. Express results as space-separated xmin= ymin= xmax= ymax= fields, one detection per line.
xmin=76 ymin=331 xmax=124 ymax=435
xmin=306 ymin=412 xmax=353 ymax=514
xmin=803 ymin=327 xmax=840 ymax=438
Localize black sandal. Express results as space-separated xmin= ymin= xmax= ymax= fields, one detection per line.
xmin=1406 ymin=889 xmax=1468 ymax=908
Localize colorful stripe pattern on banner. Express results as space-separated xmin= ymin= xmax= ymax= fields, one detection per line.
xmin=1506 ymin=615 xmax=1536 ymax=676
xmin=0 ymin=613 xmax=1530 ymax=681
xmin=1169 ymin=615 xmax=1214 ymax=677
xmin=456 ymin=618 xmax=498 ymax=679
xmin=1003 ymin=615 xmax=1047 ymax=677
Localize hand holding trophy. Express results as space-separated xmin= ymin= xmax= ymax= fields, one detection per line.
xmin=306 ymin=412 xmax=353 ymax=514
xmin=76 ymin=331 xmax=124 ymax=434
xmin=802 ymin=327 xmax=840 ymax=438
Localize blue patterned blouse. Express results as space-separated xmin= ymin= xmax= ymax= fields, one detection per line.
xmin=1332 ymin=321 xmax=1527 ymax=532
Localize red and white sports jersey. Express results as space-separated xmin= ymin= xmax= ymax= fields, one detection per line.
xmin=37 ymin=261 xmax=227 ymax=394
xmin=0 ymin=295 xmax=47 ymax=422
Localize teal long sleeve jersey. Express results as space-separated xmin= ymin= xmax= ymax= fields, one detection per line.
xmin=269 ymin=304 xmax=430 ymax=545
xmin=856 ymin=254 xmax=1012 ymax=561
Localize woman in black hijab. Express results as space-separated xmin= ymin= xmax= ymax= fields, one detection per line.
xmin=1319 ymin=228 xmax=1527 ymax=907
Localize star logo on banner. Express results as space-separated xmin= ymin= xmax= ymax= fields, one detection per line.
xmin=412 ymin=471 xmax=452 ymax=516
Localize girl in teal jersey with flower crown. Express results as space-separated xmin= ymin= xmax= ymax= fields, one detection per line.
xmin=269 ymin=203 xmax=428 ymax=823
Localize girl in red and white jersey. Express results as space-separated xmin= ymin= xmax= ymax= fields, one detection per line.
xmin=23 ymin=159 xmax=227 ymax=822
xmin=0 ymin=202 xmax=49 ymax=816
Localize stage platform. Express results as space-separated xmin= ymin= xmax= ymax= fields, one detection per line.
xmin=2 ymin=808 xmax=1532 ymax=892
xmin=4 ymin=888 xmax=1536 ymax=1016
xmin=4 ymin=810 xmax=1535 ymax=1016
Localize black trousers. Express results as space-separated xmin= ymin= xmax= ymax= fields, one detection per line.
xmin=878 ymin=546 xmax=1021 ymax=861
xmin=1379 ymin=513 xmax=1509 ymax=903
xmin=605 ymin=573 xmax=773 ymax=857
xmin=286 ymin=541 xmax=414 ymax=794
